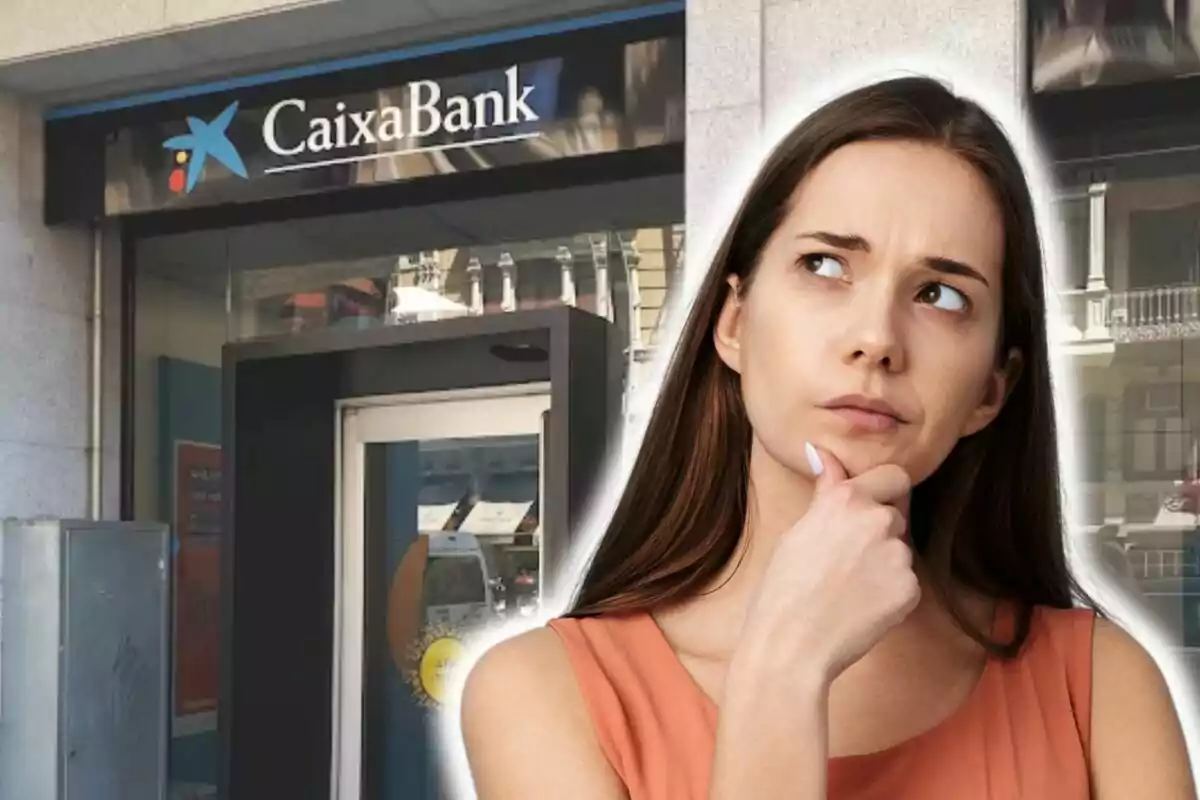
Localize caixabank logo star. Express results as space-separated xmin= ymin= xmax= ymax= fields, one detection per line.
xmin=162 ymin=100 xmax=249 ymax=194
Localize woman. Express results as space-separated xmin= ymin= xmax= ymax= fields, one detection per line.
xmin=459 ymin=76 xmax=1195 ymax=798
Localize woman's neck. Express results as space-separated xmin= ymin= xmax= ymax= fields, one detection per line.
xmin=680 ymin=440 xmax=930 ymax=656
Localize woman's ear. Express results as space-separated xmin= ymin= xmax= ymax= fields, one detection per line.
xmin=962 ymin=346 xmax=1023 ymax=437
xmin=713 ymin=275 xmax=744 ymax=374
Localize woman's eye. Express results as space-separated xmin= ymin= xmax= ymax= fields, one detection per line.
xmin=917 ymin=283 xmax=968 ymax=312
xmin=800 ymin=254 xmax=846 ymax=279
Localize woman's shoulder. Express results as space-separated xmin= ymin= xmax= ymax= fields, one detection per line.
xmin=1058 ymin=607 xmax=1193 ymax=796
xmin=1028 ymin=602 xmax=1097 ymax=629
xmin=1023 ymin=603 xmax=1153 ymax=668
xmin=546 ymin=611 xmax=653 ymax=647
xmin=1009 ymin=604 xmax=1099 ymax=697
xmin=463 ymin=624 xmax=577 ymax=705
xmin=460 ymin=622 xmax=626 ymax=795
xmin=1025 ymin=603 xmax=1097 ymax=654
xmin=462 ymin=612 xmax=649 ymax=722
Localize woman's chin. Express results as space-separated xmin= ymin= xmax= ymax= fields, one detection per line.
xmin=822 ymin=444 xmax=923 ymax=483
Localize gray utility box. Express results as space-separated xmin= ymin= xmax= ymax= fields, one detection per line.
xmin=0 ymin=519 xmax=170 ymax=800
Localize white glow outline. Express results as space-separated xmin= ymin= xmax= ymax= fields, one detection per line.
xmin=431 ymin=56 xmax=1200 ymax=797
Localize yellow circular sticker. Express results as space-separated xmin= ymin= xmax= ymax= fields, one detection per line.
xmin=418 ymin=636 xmax=466 ymax=704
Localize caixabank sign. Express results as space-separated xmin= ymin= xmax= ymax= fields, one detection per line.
xmin=93 ymin=31 xmax=684 ymax=215
xmin=260 ymin=66 xmax=541 ymax=161
xmin=161 ymin=65 xmax=545 ymax=197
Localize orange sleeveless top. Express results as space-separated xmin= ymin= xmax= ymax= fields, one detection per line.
xmin=547 ymin=604 xmax=1095 ymax=799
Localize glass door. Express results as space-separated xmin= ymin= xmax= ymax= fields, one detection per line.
xmin=334 ymin=386 xmax=551 ymax=800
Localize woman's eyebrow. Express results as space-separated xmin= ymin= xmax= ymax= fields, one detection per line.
xmin=795 ymin=230 xmax=990 ymax=288
xmin=796 ymin=230 xmax=869 ymax=251
xmin=925 ymin=256 xmax=990 ymax=288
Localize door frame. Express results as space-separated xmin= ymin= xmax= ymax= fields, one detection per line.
xmin=220 ymin=307 xmax=621 ymax=800
xmin=332 ymin=383 xmax=551 ymax=800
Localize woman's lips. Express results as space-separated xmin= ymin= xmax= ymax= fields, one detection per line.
xmin=824 ymin=405 xmax=903 ymax=431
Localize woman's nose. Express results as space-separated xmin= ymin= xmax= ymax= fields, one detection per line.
xmin=841 ymin=286 xmax=905 ymax=372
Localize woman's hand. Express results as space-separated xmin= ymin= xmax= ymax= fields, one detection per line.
xmin=734 ymin=443 xmax=918 ymax=688
xmin=709 ymin=444 xmax=917 ymax=799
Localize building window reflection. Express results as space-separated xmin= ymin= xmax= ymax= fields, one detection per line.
xmin=1051 ymin=158 xmax=1200 ymax=660
xmin=1031 ymin=0 xmax=1200 ymax=92
xmin=235 ymin=227 xmax=683 ymax=351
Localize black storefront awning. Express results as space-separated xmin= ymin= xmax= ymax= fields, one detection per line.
xmin=43 ymin=3 xmax=685 ymax=226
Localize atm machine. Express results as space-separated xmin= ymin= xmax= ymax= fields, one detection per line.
xmin=222 ymin=306 xmax=623 ymax=799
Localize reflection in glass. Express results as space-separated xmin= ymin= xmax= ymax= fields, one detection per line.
xmin=1055 ymin=166 xmax=1200 ymax=701
xmin=361 ymin=434 xmax=541 ymax=799
xmin=235 ymin=227 xmax=684 ymax=355
xmin=131 ymin=241 xmax=226 ymax=800
xmin=1032 ymin=0 xmax=1200 ymax=91
xmin=132 ymin=181 xmax=682 ymax=798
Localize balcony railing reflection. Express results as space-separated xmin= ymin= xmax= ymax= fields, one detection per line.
xmin=1109 ymin=285 xmax=1200 ymax=343
xmin=1056 ymin=284 xmax=1200 ymax=346
xmin=1130 ymin=548 xmax=1200 ymax=580
xmin=383 ymin=229 xmax=683 ymax=339
xmin=242 ymin=225 xmax=686 ymax=347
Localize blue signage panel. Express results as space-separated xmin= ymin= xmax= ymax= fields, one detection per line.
xmin=101 ymin=35 xmax=683 ymax=215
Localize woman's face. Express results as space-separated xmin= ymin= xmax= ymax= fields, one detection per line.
xmin=714 ymin=139 xmax=1020 ymax=484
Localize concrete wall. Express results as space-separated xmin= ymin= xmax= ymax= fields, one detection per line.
xmin=0 ymin=0 xmax=324 ymax=65
xmin=685 ymin=0 xmax=1024 ymax=260
xmin=0 ymin=92 xmax=95 ymax=519
xmin=0 ymin=0 xmax=653 ymax=102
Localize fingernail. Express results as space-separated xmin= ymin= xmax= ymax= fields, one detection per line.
xmin=805 ymin=441 xmax=824 ymax=476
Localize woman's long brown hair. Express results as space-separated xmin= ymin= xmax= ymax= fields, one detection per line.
xmin=565 ymin=76 xmax=1099 ymax=656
